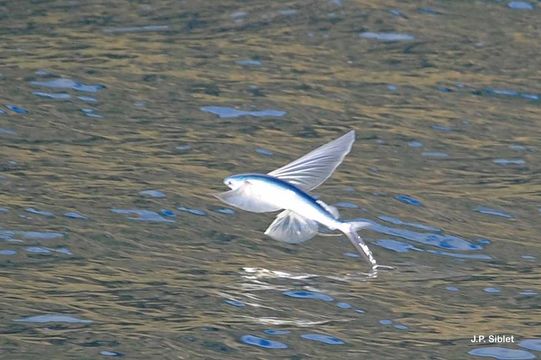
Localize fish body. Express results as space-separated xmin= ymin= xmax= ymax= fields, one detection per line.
xmin=215 ymin=130 xmax=383 ymax=270
xmin=223 ymin=173 xmax=342 ymax=230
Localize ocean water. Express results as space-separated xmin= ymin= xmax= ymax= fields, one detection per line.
xmin=1 ymin=1 xmax=540 ymax=359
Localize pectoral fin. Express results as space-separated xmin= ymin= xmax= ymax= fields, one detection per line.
xmin=267 ymin=130 xmax=355 ymax=191
xmin=264 ymin=210 xmax=319 ymax=244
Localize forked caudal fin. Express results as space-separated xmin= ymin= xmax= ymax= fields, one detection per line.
xmin=341 ymin=221 xmax=378 ymax=268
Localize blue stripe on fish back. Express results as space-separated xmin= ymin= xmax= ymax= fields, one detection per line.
xmin=233 ymin=173 xmax=330 ymax=214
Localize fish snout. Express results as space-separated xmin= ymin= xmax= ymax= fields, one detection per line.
xmin=224 ymin=176 xmax=241 ymax=189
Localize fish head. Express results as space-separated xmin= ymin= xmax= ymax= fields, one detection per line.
xmin=223 ymin=174 xmax=248 ymax=190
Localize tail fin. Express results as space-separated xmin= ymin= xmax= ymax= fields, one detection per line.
xmin=342 ymin=221 xmax=378 ymax=268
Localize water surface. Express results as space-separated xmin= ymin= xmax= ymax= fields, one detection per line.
xmin=1 ymin=1 xmax=540 ymax=359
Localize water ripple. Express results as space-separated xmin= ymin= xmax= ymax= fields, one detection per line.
xmin=301 ymin=333 xmax=345 ymax=345
xmin=283 ymin=290 xmax=334 ymax=302
xmin=14 ymin=314 xmax=92 ymax=324
xmin=519 ymin=339 xmax=541 ymax=351
xmin=201 ymin=106 xmax=286 ymax=119
xmin=240 ymin=335 xmax=288 ymax=349
xmin=31 ymin=78 xmax=105 ymax=93
xmin=359 ymin=32 xmax=415 ymax=42
xmin=111 ymin=209 xmax=174 ymax=223
xmin=468 ymin=347 xmax=535 ymax=360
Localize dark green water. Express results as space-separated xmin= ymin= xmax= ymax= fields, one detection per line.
xmin=1 ymin=1 xmax=540 ymax=359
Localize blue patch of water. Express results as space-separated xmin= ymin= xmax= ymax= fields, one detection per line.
xmin=283 ymin=290 xmax=334 ymax=302
xmin=394 ymin=194 xmax=422 ymax=206
xmin=160 ymin=209 xmax=176 ymax=218
xmin=53 ymin=247 xmax=73 ymax=255
xmin=177 ymin=206 xmax=207 ymax=216
xmin=360 ymin=218 xmax=484 ymax=251
xmin=25 ymin=208 xmax=54 ymax=217
xmin=408 ymin=140 xmax=423 ymax=148
xmin=476 ymin=239 xmax=492 ymax=246
xmin=111 ymin=209 xmax=174 ymax=223
xmin=417 ymin=7 xmax=441 ymax=15
xmin=225 ymin=299 xmax=245 ymax=307
xmin=301 ymin=334 xmax=345 ymax=345
xmin=20 ymin=231 xmax=64 ymax=240
xmin=432 ymin=124 xmax=452 ymax=132
xmin=240 ymin=335 xmax=288 ymax=349
xmin=230 ymin=11 xmax=248 ymax=20
xmin=476 ymin=87 xmax=539 ymax=101
xmin=5 ymin=104 xmax=28 ymax=114
xmin=359 ymin=32 xmax=415 ymax=42
xmin=344 ymin=252 xmax=360 ymax=258
xmin=201 ymin=106 xmax=286 ymax=119
xmin=493 ymin=159 xmax=526 ymax=166
xmin=387 ymin=84 xmax=397 ymax=91
xmin=100 ymin=350 xmax=124 ymax=357
xmin=14 ymin=314 xmax=93 ymax=324
xmin=0 ymin=208 xmax=9 ymax=212
xmin=355 ymin=308 xmax=365 ymax=314
xmin=507 ymin=1 xmax=534 ymax=10
xmin=256 ymin=147 xmax=273 ymax=156
xmin=334 ymin=201 xmax=359 ymax=209
xmin=422 ymin=151 xmax=449 ymax=158
xmin=81 ymin=108 xmax=103 ymax=118
xmin=25 ymin=247 xmax=69 ymax=255
xmin=519 ymin=339 xmax=541 ymax=351
xmin=437 ymin=84 xmax=457 ymax=92
xmin=64 ymin=211 xmax=88 ymax=220
xmin=0 ymin=108 xmax=5 ymax=114
xmin=236 ymin=59 xmax=262 ymax=66
xmin=176 ymin=144 xmax=192 ymax=152
xmin=521 ymin=255 xmax=535 ymax=261
xmin=78 ymin=96 xmax=97 ymax=103
xmin=0 ymin=128 xmax=16 ymax=135
xmin=519 ymin=290 xmax=537 ymax=296
xmin=32 ymin=91 xmax=71 ymax=100
xmin=509 ymin=144 xmax=528 ymax=152
xmin=468 ymin=347 xmax=535 ymax=360
xmin=446 ymin=286 xmax=459 ymax=292
xmin=336 ymin=302 xmax=352 ymax=309
xmin=139 ymin=190 xmax=166 ymax=198
xmin=484 ymin=287 xmax=501 ymax=294
xmin=264 ymin=329 xmax=290 ymax=335
xmin=520 ymin=93 xmax=539 ymax=101
xmin=0 ymin=249 xmax=16 ymax=255
xmin=374 ymin=239 xmax=420 ymax=253
xmin=388 ymin=9 xmax=405 ymax=17
xmin=25 ymin=246 xmax=52 ymax=254
xmin=31 ymin=78 xmax=105 ymax=93
xmin=474 ymin=206 xmax=513 ymax=219
xmin=393 ymin=324 xmax=409 ymax=330
xmin=0 ymin=230 xmax=16 ymax=241
xmin=213 ymin=207 xmax=236 ymax=215
xmin=379 ymin=319 xmax=393 ymax=325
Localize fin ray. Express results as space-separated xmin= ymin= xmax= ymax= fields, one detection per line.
xmin=268 ymin=130 xmax=355 ymax=191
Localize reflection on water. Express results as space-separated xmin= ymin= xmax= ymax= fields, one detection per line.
xmin=1 ymin=0 xmax=540 ymax=359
